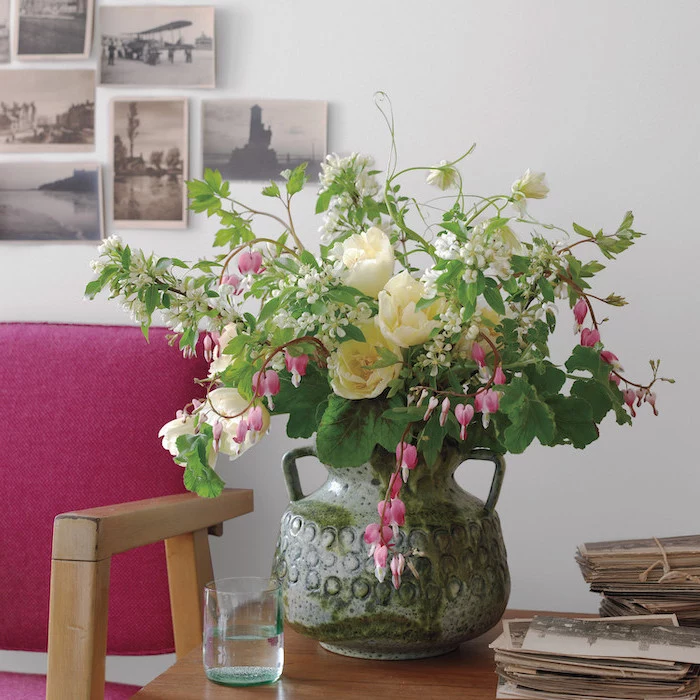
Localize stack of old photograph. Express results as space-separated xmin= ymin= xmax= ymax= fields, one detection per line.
xmin=577 ymin=535 xmax=700 ymax=625
xmin=491 ymin=614 xmax=700 ymax=699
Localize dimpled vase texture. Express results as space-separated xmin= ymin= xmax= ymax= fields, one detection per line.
xmin=272 ymin=444 xmax=510 ymax=659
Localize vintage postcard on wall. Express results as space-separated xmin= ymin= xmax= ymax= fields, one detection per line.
xmin=99 ymin=5 xmax=215 ymax=88
xmin=14 ymin=0 xmax=95 ymax=60
xmin=111 ymin=98 xmax=188 ymax=228
xmin=0 ymin=69 xmax=95 ymax=152
xmin=202 ymin=99 xmax=327 ymax=182
xmin=0 ymin=0 xmax=10 ymax=63
xmin=0 ymin=163 xmax=103 ymax=242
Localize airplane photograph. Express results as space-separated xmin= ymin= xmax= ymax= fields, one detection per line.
xmin=99 ymin=5 xmax=215 ymax=88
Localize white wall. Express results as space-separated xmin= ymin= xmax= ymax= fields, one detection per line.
xmin=2 ymin=0 xmax=699 ymax=687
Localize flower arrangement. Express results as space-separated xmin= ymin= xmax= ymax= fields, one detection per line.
xmin=87 ymin=101 xmax=669 ymax=589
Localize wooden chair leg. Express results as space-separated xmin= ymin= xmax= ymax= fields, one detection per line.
xmin=164 ymin=528 xmax=214 ymax=659
xmin=46 ymin=558 xmax=111 ymax=700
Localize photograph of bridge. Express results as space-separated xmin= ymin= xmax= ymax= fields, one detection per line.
xmin=99 ymin=5 xmax=215 ymax=88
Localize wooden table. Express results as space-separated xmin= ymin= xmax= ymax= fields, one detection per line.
xmin=134 ymin=610 xmax=566 ymax=699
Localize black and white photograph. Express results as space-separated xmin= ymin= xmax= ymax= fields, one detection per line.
xmin=0 ymin=163 xmax=103 ymax=242
xmin=14 ymin=0 xmax=94 ymax=60
xmin=522 ymin=616 xmax=700 ymax=665
xmin=203 ymin=99 xmax=327 ymax=181
xmin=0 ymin=69 xmax=95 ymax=152
xmin=111 ymin=98 xmax=188 ymax=228
xmin=0 ymin=0 xmax=9 ymax=63
xmin=100 ymin=5 xmax=215 ymax=88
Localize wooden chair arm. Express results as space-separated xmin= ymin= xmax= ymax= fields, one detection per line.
xmin=52 ymin=489 xmax=254 ymax=562
xmin=46 ymin=489 xmax=254 ymax=700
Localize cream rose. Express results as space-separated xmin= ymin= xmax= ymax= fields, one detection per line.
xmin=377 ymin=271 xmax=447 ymax=348
xmin=341 ymin=226 xmax=395 ymax=297
xmin=330 ymin=320 xmax=402 ymax=400
xmin=158 ymin=415 xmax=197 ymax=457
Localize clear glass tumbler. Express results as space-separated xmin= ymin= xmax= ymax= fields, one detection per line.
xmin=203 ymin=577 xmax=283 ymax=686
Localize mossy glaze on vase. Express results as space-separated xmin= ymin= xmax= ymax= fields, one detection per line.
xmin=272 ymin=444 xmax=510 ymax=659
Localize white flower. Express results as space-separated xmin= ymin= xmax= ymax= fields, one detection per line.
xmin=426 ymin=160 xmax=460 ymax=190
xmin=511 ymin=170 xmax=549 ymax=215
xmin=340 ymin=226 xmax=395 ymax=297
xmin=377 ymin=271 xmax=446 ymax=348
xmin=158 ymin=415 xmax=197 ymax=458
xmin=329 ymin=319 xmax=402 ymax=400
xmin=208 ymin=323 xmax=239 ymax=377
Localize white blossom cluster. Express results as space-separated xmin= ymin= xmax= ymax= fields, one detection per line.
xmin=433 ymin=222 xmax=515 ymax=285
xmin=318 ymin=153 xmax=382 ymax=244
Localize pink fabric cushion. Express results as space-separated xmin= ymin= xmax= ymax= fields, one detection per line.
xmin=0 ymin=323 xmax=208 ymax=655
xmin=0 ymin=672 xmax=140 ymax=700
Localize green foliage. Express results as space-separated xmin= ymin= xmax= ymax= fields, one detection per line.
xmin=176 ymin=428 xmax=225 ymax=498
xmin=316 ymin=396 xmax=406 ymax=468
xmin=498 ymin=376 xmax=556 ymax=453
xmin=272 ymin=364 xmax=331 ymax=439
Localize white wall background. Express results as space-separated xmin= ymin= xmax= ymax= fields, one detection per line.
xmin=2 ymin=0 xmax=699 ymax=687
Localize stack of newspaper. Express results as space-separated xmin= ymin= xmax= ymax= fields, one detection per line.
xmin=491 ymin=614 xmax=700 ymax=699
xmin=576 ymin=535 xmax=700 ymax=625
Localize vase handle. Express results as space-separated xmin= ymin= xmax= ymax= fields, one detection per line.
xmin=467 ymin=449 xmax=506 ymax=515
xmin=282 ymin=445 xmax=317 ymax=502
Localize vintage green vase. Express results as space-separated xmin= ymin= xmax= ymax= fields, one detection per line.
xmin=272 ymin=442 xmax=510 ymax=659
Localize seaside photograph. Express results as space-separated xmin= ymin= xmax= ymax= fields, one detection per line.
xmin=15 ymin=0 xmax=94 ymax=60
xmin=100 ymin=5 xmax=215 ymax=88
xmin=111 ymin=98 xmax=188 ymax=228
xmin=0 ymin=162 xmax=103 ymax=242
xmin=0 ymin=69 xmax=95 ymax=152
xmin=202 ymin=99 xmax=327 ymax=181
xmin=0 ymin=0 xmax=10 ymax=63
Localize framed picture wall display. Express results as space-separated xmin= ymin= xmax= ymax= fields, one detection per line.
xmin=111 ymin=97 xmax=189 ymax=229
xmin=0 ymin=69 xmax=95 ymax=152
xmin=0 ymin=162 xmax=103 ymax=242
xmin=99 ymin=5 xmax=216 ymax=88
xmin=0 ymin=0 xmax=9 ymax=63
xmin=14 ymin=0 xmax=95 ymax=61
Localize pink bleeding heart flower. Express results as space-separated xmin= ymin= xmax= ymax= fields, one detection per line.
xmin=647 ymin=392 xmax=658 ymax=416
xmin=573 ymin=298 xmax=588 ymax=331
xmin=285 ymin=351 xmax=309 ymax=388
xmin=396 ymin=442 xmax=418 ymax=482
xmin=212 ymin=420 xmax=223 ymax=452
xmin=474 ymin=389 xmax=499 ymax=429
xmin=388 ymin=472 xmax=402 ymax=499
xmin=203 ymin=334 xmax=214 ymax=362
xmin=233 ymin=418 xmax=249 ymax=444
xmin=248 ymin=405 xmax=264 ymax=432
xmin=423 ymin=396 xmax=439 ymax=421
xmin=471 ymin=343 xmax=486 ymax=367
xmin=609 ymin=372 xmax=621 ymax=386
xmin=493 ymin=366 xmax=507 ymax=385
xmin=373 ymin=544 xmax=389 ymax=582
xmin=623 ymin=388 xmax=636 ymax=417
xmin=455 ymin=403 xmax=475 ymax=441
xmin=600 ymin=350 xmax=623 ymax=372
xmin=439 ymin=397 xmax=451 ymax=427
xmin=378 ymin=498 xmax=406 ymax=528
xmin=220 ymin=274 xmax=244 ymax=295
xmin=580 ymin=328 xmax=601 ymax=347
xmin=238 ymin=249 xmax=263 ymax=275
xmin=390 ymin=553 xmax=406 ymax=590
xmin=363 ymin=522 xmax=392 ymax=547
xmin=252 ymin=370 xmax=281 ymax=410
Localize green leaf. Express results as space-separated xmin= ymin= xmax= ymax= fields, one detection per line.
xmin=285 ymin=163 xmax=308 ymax=195
xmin=121 ymin=245 xmax=131 ymax=269
xmin=176 ymin=432 xmax=225 ymax=498
xmin=417 ymin=411 xmax=449 ymax=466
xmin=204 ymin=168 xmax=223 ymax=195
xmin=186 ymin=179 xmax=212 ymax=197
xmin=498 ymin=376 xmax=556 ymax=453
xmin=617 ymin=210 xmax=634 ymax=232
xmin=272 ymin=364 xmax=331 ymax=438
xmin=510 ymin=255 xmax=531 ymax=274
xmin=523 ymin=362 xmax=566 ymax=397
xmin=483 ymin=283 xmax=506 ymax=315
xmin=144 ymin=285 xmax=159 ymax=315
xmin=342 ymin=324 xmax=366 ymax=343
xmin=368 ymin=346 xmax=403 ymax=370
xmin=537 ymin=277 xmax=555 ymax=303
xmin=546 ymin=396 xmax=599 ymax=449
xmin=316 ymin=189 xmax=333 ymax=214
xmin=316 ymin=396 xmax=406 ymax=468
xmin=262 ymin=181 xmax=281 ymax=198
xmin=84 ymin=279 xmax=104 ymax=299
xmin=223 ymin=334 xmax=251 ymax=358
xmin=571 ymin=379 xmax=613 ymax=423
xmin=565 ymin=345 xmax=607 ymax=381
xmin=572 ymin=222 xmax=593 ymax=238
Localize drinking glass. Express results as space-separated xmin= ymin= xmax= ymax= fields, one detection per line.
xmin=203 ymin=577 xmax=283 ymax=686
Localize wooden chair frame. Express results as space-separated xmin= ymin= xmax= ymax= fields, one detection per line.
xmin=45 ymin=488 xmax=254 ymax=700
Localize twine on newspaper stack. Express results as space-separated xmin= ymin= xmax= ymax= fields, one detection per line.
xmin=639 ymin=537 xmax=700 ymax=584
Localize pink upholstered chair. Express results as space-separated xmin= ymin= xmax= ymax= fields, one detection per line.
xmin=0 ymin=323 xmax=253 ymax=699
